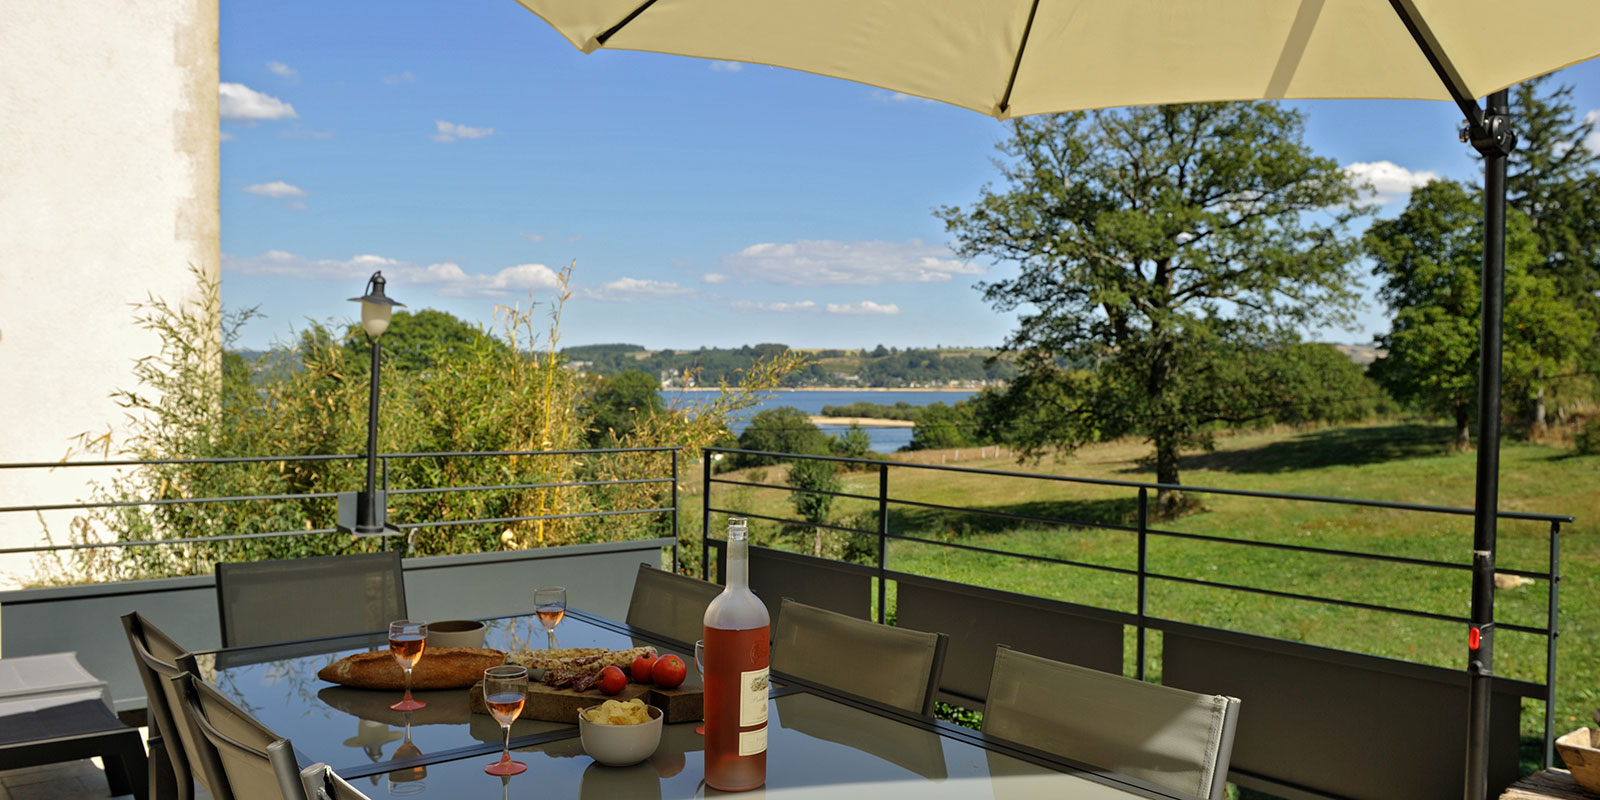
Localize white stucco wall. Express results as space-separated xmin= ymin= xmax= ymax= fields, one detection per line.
xmin=0 ymin=0 xmax=220 ymax=587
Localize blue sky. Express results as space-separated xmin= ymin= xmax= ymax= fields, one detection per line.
xmin=220 ymin=0 xmax=1600 ymax=352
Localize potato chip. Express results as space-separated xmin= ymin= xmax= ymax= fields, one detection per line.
xmin=584 ymin=698 xmax=650 ymax=725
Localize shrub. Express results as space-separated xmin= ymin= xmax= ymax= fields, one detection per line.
xmin=1576 ymin=418 xmax=1600 ymax=455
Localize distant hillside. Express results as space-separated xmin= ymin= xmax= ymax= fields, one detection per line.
xmin=560 ymin=344 xmax=1015 ymax=388
xmin=1332 ymin=343 xmax=1383 ymax=365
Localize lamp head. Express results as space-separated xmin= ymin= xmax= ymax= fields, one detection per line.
xmin=348 ymin=271 xmax=405 ymax=338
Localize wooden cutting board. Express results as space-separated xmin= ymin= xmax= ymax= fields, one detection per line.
xmin=469 ymin=680 xmax=703 ymax=724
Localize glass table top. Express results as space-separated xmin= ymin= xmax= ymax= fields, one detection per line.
xmin=196 ymin=611 xmax=691 ymax=776
xmin=355 ymin=692 xmax=1154 ymax=798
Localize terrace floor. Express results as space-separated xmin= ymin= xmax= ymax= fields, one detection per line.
xmin=0 ymin=758 xmax=134 ymax=800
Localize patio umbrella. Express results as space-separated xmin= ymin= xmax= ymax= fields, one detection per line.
xmin=511 ymin=3 xmax=1600 ymax=797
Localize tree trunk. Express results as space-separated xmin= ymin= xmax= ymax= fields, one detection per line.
xmin=1455 ymin=405 xmax=1472 ymax=451
xmin=1154 ymin=432 xmax=1185 ymax=517
xmin=1531 ymin=385 xmax=1548 ymax=436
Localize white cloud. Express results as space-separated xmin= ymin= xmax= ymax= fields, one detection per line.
xmin=267 ymin=61 xmax=298 ymax=80
xmin=219 ymin=83 xmax=298 ymax=121
xmin=432 ymin=120 xmax=494 ymax=142
xmin=724 ymin=239 xmax=978 ymax=286
xmin=825 ymin=301 xmax=900 ymax=315
xmin=701 ymin=272 xmax=727 ymax=284
xmin=242 ymin=181 xmax=307 ymax=198
xmin=519 ymin=233 xmax=545 ymax=243
xmin=732 ymin=300 xmax=818 ymax=313
xmin=281 ymin=128 xmax=334 ymax=140
xmin=383 ymin=71 xmax=416 ymax=85
xmin=584 ymin=277 xmax=693 ymax=302
xmin=709 ymin=61 xmax=744 ymax=72
xmin=1343 ymin=161 xmax=1439 ymax=204
xmin=874 ymin=90 xmax=934 ymax=104
xmin=286 ymin=201 xmax=308 ymax=212
xmin=223 ymin=251 xmax=561 ymax=298
xmin=1585 ymin=110 xmax=1600 ymax=154
xmin=219 ymin=131 xmax=234 ymax=142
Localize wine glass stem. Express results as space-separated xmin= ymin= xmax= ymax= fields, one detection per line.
xmin=403 ymin=667 xmax=413 ymax=702
xmin=501 ymin=723 xmax=511 ymax=762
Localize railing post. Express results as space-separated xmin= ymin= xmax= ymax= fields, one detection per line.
xmin=1545 ymin=520 xmax=1562 ymax=768
xmin=701 ymin=451 xmax=712 ymax=582
xmin=1136 ymin=486 xmax=1149 ymax=681
xmin=877 ymin=463 xmax=889 ymax=624
xmin=671 ymin=449 xmax=680 ymax=574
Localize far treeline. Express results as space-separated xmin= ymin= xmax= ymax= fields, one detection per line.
xmin=561 ymin=342 xmax=1017 ymax=388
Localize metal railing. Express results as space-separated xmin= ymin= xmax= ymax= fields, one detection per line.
xmin=0 ymin=446 xmax=682 ymax=563
xmin=699 ymin=446 xmax=1573 ymax=767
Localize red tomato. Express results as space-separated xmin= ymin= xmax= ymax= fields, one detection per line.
xmin=652 ymin=654 xmax=687 ymax=689
xmin=630 ymin=653 xmax=658 ymax=683
xmin=596 ymin=665 xmax=628 ymax=696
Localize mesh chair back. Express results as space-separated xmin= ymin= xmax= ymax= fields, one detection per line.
xmin=172 ymin=671 xmax=307 ymax=800
xmin=771 ymin=598 xmax=948 ymax=716
xmin=300 ymin=763 xmax=375 ymax=800
xmin=625 ymin=563 xmax=724 ymax=646
xmin=983 ymin=646 xmax=1241 ymax=800
xmin=216 ymin=551 xmax=406 ymax=647
xmin=122 ymin=612 xmax=213 ymax=800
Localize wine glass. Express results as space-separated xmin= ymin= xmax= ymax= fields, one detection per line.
xmin=388 ymin=621 xmax=427 ymax=712
xmin=693 ymin=639 xmax=706 ymax=736
xmin=535 ymin=586 xmax=566 ymax=647
xmin=483 ymin=665 xmax=529 ymax=776
xmin=387 ymin=712 xmax=425 ymax=795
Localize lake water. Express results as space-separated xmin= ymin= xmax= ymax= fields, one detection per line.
xmin=661 ymin=388 xmax=977 ymax=453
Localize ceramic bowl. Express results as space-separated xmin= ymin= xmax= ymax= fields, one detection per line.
xmin=425 ymin=619 xmax=486 ymax=648
xmin=578 ymin=703 xmax=664 ymax=766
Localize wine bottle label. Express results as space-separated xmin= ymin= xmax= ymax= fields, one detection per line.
xmin=740 ymin=667 xmax=770 ymax=727
xmin=739 ymin=725 xmax=768 ymax=757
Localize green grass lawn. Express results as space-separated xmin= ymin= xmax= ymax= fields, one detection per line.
xmin=683 ymin=422 xmax=1600 ymax=742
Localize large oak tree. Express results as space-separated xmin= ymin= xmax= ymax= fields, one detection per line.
xmin=939 ymin=103 xmax=1365 ymax=514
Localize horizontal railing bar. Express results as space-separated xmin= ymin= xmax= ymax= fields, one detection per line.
xmin=389 ymin=477 xmax=672 ymax=496
xmin=0 ymin=492 xmax=340 ymax=515
xmin=708 ymin=477 xmax=881 ymax=504
xmin=0 ymin=528 xmax=349 ymax=555
xmin=885 ymin=531 xmax=1138 ymax=577
xmin=0 ymin=446 xmax=680 ymax=471
xmin=704 ymin=507 xmax=879 ymax=537
xmin=887 ymin=496 xmax=1140 ymax=534
xmin=398 ymin=507 xmax=673 ymax=529
xmin=1146 ymin=570 xmax=1549 ymax=635
xmin=703 ymin=448 xmax=1574 ymax=523
xmin=1146 ymin=528 xmax=1476 ymax=572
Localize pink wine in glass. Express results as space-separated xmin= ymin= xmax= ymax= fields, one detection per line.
xmin=702 ymin=518 xmax=769 ymax=792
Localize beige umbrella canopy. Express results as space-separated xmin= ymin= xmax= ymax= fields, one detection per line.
xmin=516 ymin=0 xmax=1600 ymax=118
xmin=513 ymin=3 xmax=1599 ymax=798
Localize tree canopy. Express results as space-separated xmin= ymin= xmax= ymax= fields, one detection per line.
xmin=938 ymin=102 xmax=1366 ymax=513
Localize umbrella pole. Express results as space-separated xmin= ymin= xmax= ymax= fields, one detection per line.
xmin=1465 ymin=87 xmax=1514 ymax=800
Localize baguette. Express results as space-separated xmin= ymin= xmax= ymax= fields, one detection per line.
xmin=318 ymin=647 xmax=506 ymax=690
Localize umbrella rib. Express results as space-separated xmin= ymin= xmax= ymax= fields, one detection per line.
xmin=997 ymin=0 xmax=1042 ymax=116
xmin=1384 ymin=0 xmax=1483 ymax=130
xmin=596 ymin=0 xmax=659 ymax=46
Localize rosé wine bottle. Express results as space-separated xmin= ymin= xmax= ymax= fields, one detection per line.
xmin=702 ymin=518 xmax=769 ymax=791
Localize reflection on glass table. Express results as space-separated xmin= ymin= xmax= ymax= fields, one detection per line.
xmin=370 ymin=692 xmax=1162 ymax=798
xmin=194 ymin=611 xmax=688 ymax=776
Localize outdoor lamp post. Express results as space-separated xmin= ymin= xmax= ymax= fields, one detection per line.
xmin=337 ymin=271 xmax=405 ymax=537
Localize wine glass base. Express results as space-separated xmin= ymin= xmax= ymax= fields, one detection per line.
xmin=484 ymin=760 xmax=527 ymax=776
xmin=390 ymin=698 xmax=427 ymax=712
xmin=695 ymin=724 xmax=705 ymax=736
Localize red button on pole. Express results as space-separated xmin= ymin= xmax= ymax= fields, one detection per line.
xmin=1469 ymin=627 xmax=1481 ymax=650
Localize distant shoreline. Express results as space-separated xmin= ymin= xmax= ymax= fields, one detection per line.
xmin=665 ymin=386 xmax=982 ymax=393
xmin=809 ymin=416 xmax=916 ymax=428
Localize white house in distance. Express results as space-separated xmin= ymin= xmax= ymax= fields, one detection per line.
xmin=0 ymin=0 xmax=220 ymax=588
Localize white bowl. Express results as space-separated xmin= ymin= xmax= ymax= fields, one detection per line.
xmin=578 ymin=704 xmax=664 ymax=767
xmin=426 ymin=619 xmax=486 ymax=648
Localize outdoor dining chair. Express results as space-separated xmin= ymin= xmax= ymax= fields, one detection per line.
xmin=625 ymin=563 xmax=723 ymax=646
xmin=770 ymin=597 xmax=949 ymax=716
xmin=215 ymin=551 xmax=406 ymax=647
xmin=983 ymin=645 xmax=1241 ymax=800
xmin=300 ymin=763 xmax=375 ymax=800
xmin=171 ymin=670 xmax=307 ymax=800
xmin=121 ymin=612 xmax=215 ymax=800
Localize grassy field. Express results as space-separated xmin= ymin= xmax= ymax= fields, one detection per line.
xmin=681 ymin=422 xmax=1599 ymax=743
